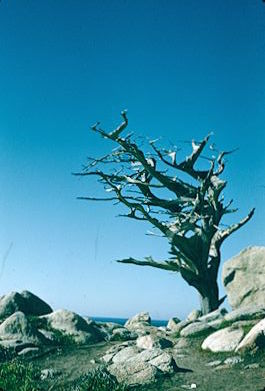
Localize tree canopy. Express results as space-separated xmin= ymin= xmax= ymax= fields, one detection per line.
xmin=75 ymin=111 xmax=254 ymax=314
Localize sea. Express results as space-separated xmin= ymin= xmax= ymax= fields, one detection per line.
xmin=92 ymin=317 xmax=168 ymax=327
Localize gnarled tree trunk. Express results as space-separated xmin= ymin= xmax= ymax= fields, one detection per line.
xmin=76 ymin=111 xmax=255 ymax=315
xmin=198 ymin=282 xmax=220 ymax=315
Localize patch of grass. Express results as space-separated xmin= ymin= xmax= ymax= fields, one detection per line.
xmin=28 ymin=315 xmax=47 ymax=329
xmin=241 ymin=324 xmax=254 ymax=335
xmin=0 ymin=359 xmax=40 ymax=391
xmin=71 ymin=366 xmax=127 ymax=391
xmin=0 ymin=345 xmax=15 ymax=362
xmin=51 ymin=329 xmax=76 ymax=346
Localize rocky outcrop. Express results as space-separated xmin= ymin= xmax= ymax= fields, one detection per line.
xmin=41 ymin=309 xmax=104 ymax=344
xmin=125 ymin=312 xmax=151 ymax=329
xmin=222 ymin=246 xmax=265 ymax=309
xmin=0 ymin=311 xmax=48 ymax=352
xmin=103 ymin=343 xmax=178 ymax=387
xmin=0 ymin=291 xmax=52 ymax=321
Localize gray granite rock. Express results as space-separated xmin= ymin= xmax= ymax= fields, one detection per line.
xmin=201 ymin=326 xmax=245 ymax=352
xmin=222 ymin=246 xmax=265 ymax=309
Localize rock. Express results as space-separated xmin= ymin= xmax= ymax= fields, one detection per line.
xmin=0 ymin=312 xmax=47 ymax=351
xmin=0 ymin=292 xmax=27 ymax=321
xmin=222 ymin=246 xmax=265 ymax=309
xmin=109 ymin=327 xmax=137 ymax=341
xmin=198 ymin=308 xmax=227 ymax=323
xmin=206 ymin=360 xmax=222 ymax=367
xmin=17 ymin=347 xmax=40 ymax=357
xmin=167 ymin=317 xmax=181 ymax=331
xmin=40 ymin=368 xmax=60 ymax=380
xmin=0 ymin=291 xmax=52 ymax=321
xmin=235 ymin=318 xmax=265 ymax=354
xmin=223 ymin=356 xmax=243 ymax=365
xmin=143 ymin=349 xmax=177 ymax=373
xmin=244 ymin=363 xmax=260 ymax=369
xmin=20 ymin=291 xmax=53 ymax=316
xmin=180 ymin=322 xmax=213 ymax=338
xmin=208 ymin=319 xmax=226 ymax=329
xmin=108 ymin=359 xmax=159 ymax=387
xmin=224 ymin=306 xmax=265 ymax=323
xmin=112 ymin=346 xmax=139 ymax=363
xmin=125 ymin=312 xmax=151 ymax=330
xmin=42 ymin=309 xmax=104 ymax=344
xmin=104 ymin=344 xmax=178 ymax=387
xmin=201 ymin=326 xmax=245 ymax=352
xmin=136 ymin=335 xmax=173 ymax=350
xmin=187 ymin=309 xmax=201 ymax=322
xmin=38 ymin=329 xmax=56 ymax=342
xmin=101 ymin=341 xmax=135 ymax=364
xmin=214 ymin=364 xmax=229 ymax=371
xmin=181 ymin=384 xmax=197 ymax=390
xmin=174 ymin=338 xmax=191 ymax=351
xmin=167 ymin=319 xmax=191 ymax=333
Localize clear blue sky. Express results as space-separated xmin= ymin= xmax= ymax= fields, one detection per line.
xmin=1 ymin=0 xmax=264 ymax=320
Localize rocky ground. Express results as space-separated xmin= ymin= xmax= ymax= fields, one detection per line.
xmin=0 ymin=290 xmax=265 ymax=390
xmin=30 ymin=337 xmax=265 ymax=391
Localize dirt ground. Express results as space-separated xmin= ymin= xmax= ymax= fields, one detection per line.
xmin=30 ymin=338 xmax=265 ymax=391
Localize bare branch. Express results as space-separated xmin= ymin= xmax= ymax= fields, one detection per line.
xmin=219 ymin=208 xmax=255 ymax=242
xmin=117 ymin=256 xmax=180 ymax=272
xmin=77 ymin=196 xmax=117 ymax=202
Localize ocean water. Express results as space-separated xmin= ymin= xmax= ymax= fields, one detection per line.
xmin=92 ymin=316 xmax=168 ymax=327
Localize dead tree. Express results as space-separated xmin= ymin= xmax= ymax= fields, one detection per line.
xmin=75 ymin=111 xmax=255 ymax=315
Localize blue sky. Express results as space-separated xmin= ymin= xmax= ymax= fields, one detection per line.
xmin=0 ymin=0 xmax=264 ymax=320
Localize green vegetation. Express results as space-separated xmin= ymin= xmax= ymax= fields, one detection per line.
xmin=0 ymin=359 xmax=40 ymax=391
xmin=0 ymin=345 xmax=15 ymax=362
xmin=71 ymin=367 xmax=127 ymax=391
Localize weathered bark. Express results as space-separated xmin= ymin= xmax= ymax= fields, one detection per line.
xmin=76 ymin=111 xmax=255 ymax=314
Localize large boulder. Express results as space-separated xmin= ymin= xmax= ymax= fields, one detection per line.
xmin=41 ymin=309 xmax=104 ymax=344
xmin=125 ymin=312 xmax=151 ymax=330
xmin=222 ymin=246 xmax=265 ymax=309
xmin=136 ymin=335 xmax=173 ymax=350
xmin=224 ymin=306 xmax=265 ymax=323
xmin=201 ymin=326 xmax=245 ymax=352
xmin=0 ymin=311 xmax=48 ymax=352
xmin=105 ymin=345 xmax=178 ymax=387
xmin=108 ymin=359 xmax=159 ymax=387
xmin=0 ymin=291 xmax=52 ymax=321
xmin=235 ymin=318 xmax=265 ymax=354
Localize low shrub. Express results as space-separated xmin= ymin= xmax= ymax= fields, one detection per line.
xmin=71 ymin=366 xmax=127 ymax=391
xmin=0 ymin=359 xmax=40 ymax=391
